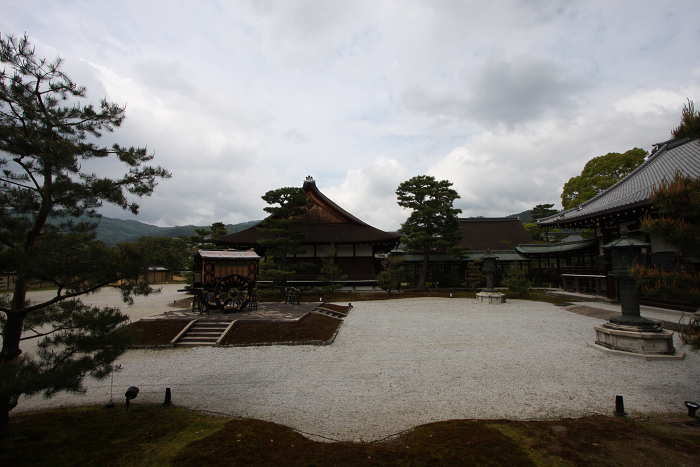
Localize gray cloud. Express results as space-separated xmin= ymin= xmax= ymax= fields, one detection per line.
xmin=402 ymin=52 xmax=588 ymax=129
xmin=1 ymin=1 xmax=699 ymax=229
xmin=465 ymin=53 xmax=588 ymax=128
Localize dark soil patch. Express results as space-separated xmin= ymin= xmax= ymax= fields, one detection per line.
xmin=221 ymin=313 xmax=341 ymax=345
xmin=128 ymin=320 xmax=190 ymax=345
xmin=4 ymin=407 xmax=700 ymax=467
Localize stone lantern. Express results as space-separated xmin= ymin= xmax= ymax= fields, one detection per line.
xmin=476 ymin=250 xmax=505 ymax=304
xmin=588 ymin=227 xmax=682 ymax=359
xmin=481 ymin=250 xmax=497 ymax=292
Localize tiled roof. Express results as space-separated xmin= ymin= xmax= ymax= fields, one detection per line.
xmin=516 ymin=239 xmax=597 ymax=254
xmin=196 ymin=250 xmax=260 ymax=260
xmin=216 ymin=178 xmax=401 ymax=248
xmin=538 ymin=137 xmax=700 ymax=227
xmin=398 ymin=250 xmax=530 ymax=262
xmin=458 ymin=217 xmax=534 ymax=250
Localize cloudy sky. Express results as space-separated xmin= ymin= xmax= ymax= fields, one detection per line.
xmin=2 ymin=1 xmax=699 ymax=230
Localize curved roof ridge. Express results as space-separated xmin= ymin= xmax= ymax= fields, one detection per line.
xmin=303 ymin=177 xmax=369 ymax=226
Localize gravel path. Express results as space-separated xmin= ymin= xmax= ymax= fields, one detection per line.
xmin=14 ymin=297 xmax=700 ymax=442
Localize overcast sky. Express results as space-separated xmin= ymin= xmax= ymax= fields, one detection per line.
xmin=2 ymin=1 xmax=699 ymax=230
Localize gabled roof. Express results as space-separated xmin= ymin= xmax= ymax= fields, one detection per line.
xmin=458 ymin=217 xmax=534 ymax=250
xmin=195 ymin=250 xmax=260 ymax=260
xmin=516 ymin=239 xmax=598 ymax=255
xmin=216 ymin=177 xmax=401 ymax=248
xmin=538 ymin=137 xmax=700 ymax=227
xmin=399 ymin=250 xmax=531 ymax=262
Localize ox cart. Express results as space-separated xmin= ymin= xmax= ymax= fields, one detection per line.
xmin=187 ymin=250 xmax=261 ymax=313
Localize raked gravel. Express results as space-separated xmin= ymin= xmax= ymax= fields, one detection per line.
xmin=14 ymin=297 xmax=700 ymax=442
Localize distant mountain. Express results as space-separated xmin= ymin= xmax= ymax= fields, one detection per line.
xmin=54 ymin=216 xmax=261 ymax=245
xmin=506 ymin=210 xmax=533 ymax=223
xmin=116 ymin=219 xmax=261 ymax=245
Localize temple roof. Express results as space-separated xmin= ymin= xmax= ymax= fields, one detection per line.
xmin=458 ymin=217 xmax=534 ymax=250
xmin=538 ymin=137 xmax=700 ymax=228
xmin=516 ymin=239 xmax=598 ymax=255
xmin=216 ymin=177 xmax=401 ymax=248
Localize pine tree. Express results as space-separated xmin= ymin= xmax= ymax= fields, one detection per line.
xmin=396 ymin=175 xmax=467 ymax=289
xmin=0 ymin=34 xmax=170 ymax=439
xmin=671 ymin=99 xmax=700 ymax=140
xmin=629 ymin=173 xmax=700 ymax=351
xmin=465 ymin=260 xmax=485 ymax=291
xmin=181 ymin=222 xmax=228 ymax=249
xmin=317 ymin=244 xmax=347 ymax=291
xmin=530 ymin=204 xmax=558 ymax=221
xmin=376 ymin=254 xmax=405 ymax=294
xmin=501 ymin=263 xmax=532 ymax=298
xmin=256 ymin=187 xmax=308 ymax=285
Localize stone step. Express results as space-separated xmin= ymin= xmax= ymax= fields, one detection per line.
xmin=177 ymin=341 xmax=217 ymax=347
xmin=174 ymin=320 xmax=233 ymax=347
xmin=314 ymin=308 xmax=345 ymax=319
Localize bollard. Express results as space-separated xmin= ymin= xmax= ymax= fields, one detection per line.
xmin=163 ymin=387 xmax=172 ymax=406
xmin=614 ymin=395 xmax=626 ymax=416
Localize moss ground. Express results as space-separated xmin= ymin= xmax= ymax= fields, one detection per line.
xmin=3 ymin=406 xmax=699 ymax=467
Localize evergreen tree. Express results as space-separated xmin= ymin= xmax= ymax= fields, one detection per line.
xmin=522 ymin=223 xmax=544 ymax=242
xmin=317 ymin=244 xmax=347 ymax=292
xmin=501 ymin=263 xmax=532 ymax=298
xmin=465 ymin=260 xmax=485 ymax=291
xmin=396 ymin=175 xmax=467 ymax=289
xmin=629 ymin=173 xmax=700 ymax=351
xmin=181 ymin=222 xmax=228 ymax=249
xmin=530 ymin=204 xmax=558 ymax=221
xmin=671 ymin=99 xmax=700 ymax=140
xmin=256 ymin=187 xmax=308 ymax=285
xmin=376 ymin=254 xmax=405 ymax=294
xmin=130 ymin=236 xmax=190 ymax=275
xmin=210 ymin=222 xmax=228 ymax=241
xmin=0 ymin=34 xmax=170 ymax=439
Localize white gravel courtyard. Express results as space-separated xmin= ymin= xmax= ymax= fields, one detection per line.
xmin=14 ymin=295 xmax=700 ymax=442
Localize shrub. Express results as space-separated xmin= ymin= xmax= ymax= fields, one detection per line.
xmin=502 ymin=264 xmax=532 ymax=298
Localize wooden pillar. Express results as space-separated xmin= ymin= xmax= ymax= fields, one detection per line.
xmin=352 ymin=244 xmax=356 ymax=276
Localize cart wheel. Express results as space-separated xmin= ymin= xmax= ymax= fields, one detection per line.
xmin=214 ymin=274 xmax=250 ymax=312
xmin=202 ymin=290 xmax=217 ymax=312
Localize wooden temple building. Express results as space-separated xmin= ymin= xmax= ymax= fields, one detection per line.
xmin=397 ymin=217 xmax=536 ymax=287
xmin=537 ymin=136 xmax=700 ymax=308
xmin=216 ymin=176 xmax=401 ymax=287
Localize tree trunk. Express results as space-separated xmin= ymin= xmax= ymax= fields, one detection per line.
xmin=0 ymin=281 xmax=29 ymax=440
xmin=0 ymin=394 xmax=13 ymax=441
xmin=0 ymin=311 xmax=25 ymax=440
xmin=417 ymin=249 xmax=430 ymax=290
